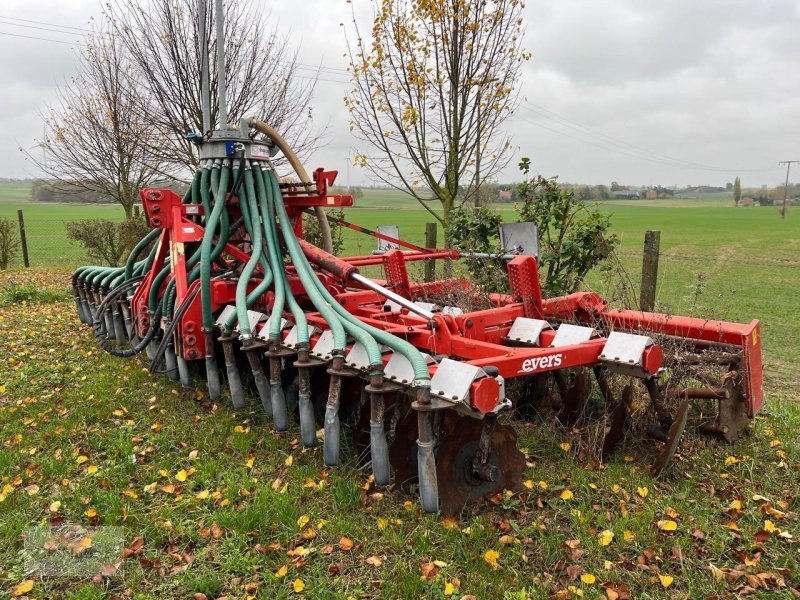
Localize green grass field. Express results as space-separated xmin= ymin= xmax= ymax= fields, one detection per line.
xmin=0 ymin=178 xmax=798 ymax=598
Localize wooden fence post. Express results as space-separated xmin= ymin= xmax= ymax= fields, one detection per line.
xmin=17 ymin=210 xmax=30 ymax=268
xmin=424 ymin=222 xmax=437 ymax=282
xmin=639 ymin=230 xmax=660 ymax=311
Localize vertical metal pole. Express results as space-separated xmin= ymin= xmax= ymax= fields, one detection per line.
xmin=424 ymin=222 xmax=437 ymax=282
xmin=17 ymin=210 xmax=30 ymax=268
xmin=199 ymin=0 xmax=211 ymax=132
xmin=214 ymin=0 xmax=228 ymax=130
xmin=639 ymin=230 xmax=660 ymax=312
xmin=778 ymin=161 xmax=798 ymax=219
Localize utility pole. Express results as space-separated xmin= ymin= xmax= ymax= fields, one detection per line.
xmin=778 ymin=160 xmax=799 ymax=219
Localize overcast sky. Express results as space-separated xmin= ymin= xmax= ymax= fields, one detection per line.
xmin=1 ymin=0 xmax=797 ymax=187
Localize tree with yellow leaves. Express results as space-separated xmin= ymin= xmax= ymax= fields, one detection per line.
xmin=344 ymin=0 xmax=529 ymax=233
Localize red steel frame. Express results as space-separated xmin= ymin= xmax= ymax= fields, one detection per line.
xmin=133 ymin=175 xmax=764 ymax=420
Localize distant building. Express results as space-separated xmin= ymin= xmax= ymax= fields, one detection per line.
xmin=498 ymin=190 xmax=512 ymax=201
xmin=612 ymin=190 xmax=641 ymax=199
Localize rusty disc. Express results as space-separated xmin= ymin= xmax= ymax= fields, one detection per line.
xmin=435 ymin=416 xmax=526 ymax=515
xmin=601 ymin=384 xmax=631 ymax=458
xmin=653 ymin=398 xmax=689 ymax=476
xmin=389 ymin=410 xmax=459 ymax=490
xmin=556 ymin=369 xmax=590 ymax=425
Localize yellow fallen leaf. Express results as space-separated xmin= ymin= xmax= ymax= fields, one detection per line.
xmin=623 ymin=530 xmax=635 ymax=542
xmin=377 ymin=517 xmax=388 ymax=531
xmin=274 ymin=565 xmax=288 ymax=579
xmin=72 ymin=536 xmax=92 ymax=555
xmin=444 ymin=581 xmax=456 ymax=596
xmin=724 ymin=456 xmax=737 ymax=465
xmin=442 ymin=516 xmax=459 ymax=529
xmin=499 ymin=534 xmax=519 ymax=545
xmin=637 ymin=486 xmax=648 ymax=498
xmin=11 ymin=580 xmax=35 ymax=597
xmin=580 ymin=573 xmax=596 ymax=584
xmin=483 ymin=548 xmax=500 ymax=570
xmin=560 ymin=442 xmax=571 ymax=452
xmin=657 ymin=520 xmax=678 ymax=531
xmin=76 ymin=455 xmax=88 ymax=464
xmin=764 ymin=519 xmax=777 ymax=533
xmin=85 ymin=508 xmax=97 ymax=518
xmin=539 ymin=481 xmax=549 ymax=489
xmin=523 ymin=480 xmax=534 ymax=489
xmin=284 ymin=455 xmax=293 ymax=467
xmin=729 ymin=499 xmax=742 ymax=510
xmin=293 ymin=578 xmax=305 ymax=593
xmin=297 ymin=515 xmax=310 ymax=528
xmin=597 ymin=530 xmax=614 ymax=546
xmin=195 ymin=490 xmax=210 ymax=500
xmin=568 ymin=585 xmax=584 ymax=597
xmin=365 ymin=555 xmax=382 ymax=567
xmin=560 ymin=489 xmax=574 ymax=500
xmin=658 ymin=574 xmax=674 ymax=588
xmin=246 ymin=456 xmax=255 ymax=469
xmin=175 ymin=469 xmax=188 ymax=482
xmin=123 ymin=489 xmax=138 ymax=499
xmin=49 ymin=500 xmax=61 ymax=513
xmin=87 ymin=465 xmax=98 ymax=474
xmin=769 ymin=439 xmax=781 ymax=448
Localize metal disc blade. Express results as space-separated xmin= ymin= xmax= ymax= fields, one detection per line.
xmin=601 ymin=384 xmax=631 ymax=458
xmin=436 ymin=417 xmax=526 ymax=515
xmin=653 ymin=398 xmax=689 ymax=476
xmin=557 ymin=369 xmax=590 ymax=425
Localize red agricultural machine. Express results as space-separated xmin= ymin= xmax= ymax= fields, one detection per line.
xmin=71 ymin=1 xmax=764 ymax=515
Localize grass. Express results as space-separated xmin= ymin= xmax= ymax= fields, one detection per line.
xmin=0 ymin=186 xmax=798 ymax=597
xmin=0 ymin=269 xmax=798 ymax=599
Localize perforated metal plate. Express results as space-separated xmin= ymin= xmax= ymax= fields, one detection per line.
xmin=600 ymin=331 xmax=653 ymax=366
xmin=499 ymin=221 xmax=539 ymax=257
xmin=506 ymin=317 xmax=552 ymax=346
xmin=384 ymin=352 xmax=435 ymax=385
xmin=550 ymin=323 xmax=596 ymax=347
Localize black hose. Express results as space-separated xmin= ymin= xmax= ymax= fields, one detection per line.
xmin=149 ymin=286 xmax=201 ymax=374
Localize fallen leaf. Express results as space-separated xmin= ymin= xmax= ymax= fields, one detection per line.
xmin=338 ymin=537 xmax=354 ymax=551
xmin=11 ymin=580 xmax=34 ymax=597
xmin=636 ymin=487 xmax=648 ymax=498
xmin=483 ymin=548 xmax=500 ymax=570
xmin=598 ymin=530 xmax=614 ymax=546
xmin=293 ymin=578 xmax=305 ymax=593
xmin=175 ymin=469 xmax=188 ymax=482
xmin=444 ymin=581 xmax=455 ymax=596
xmin=274 ymin=565 xmax=288 ymax=579
xmin=560 ymin=489 xmax=574 ymax=500
xmin=657 ymin=520 xmax=678 ymax=532
xmin=581 ymin=573 xmax=596 ymax=584
xmin=297 ymin=515 xmax=309 ymax=528
xmin=365 ymin=555 xmax=382 ymax=567
xmin=658 ymin=574 xmax=674 ymax=588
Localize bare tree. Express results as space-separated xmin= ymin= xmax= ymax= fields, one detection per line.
xmin=345 ymin=0 xmax=529 ymax=230
xmin=104 ymin=0 xmax=321 ymax=175
xmin=32 ymin=31 xmax=165 ymax=218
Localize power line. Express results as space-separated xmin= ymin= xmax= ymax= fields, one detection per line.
xmin=0 ymin=30 xmax=76 ymax=45
xmin=0 ymin=14 xmax=91 ymax=33
xmin=0 ymin=18 xmax=87 ymax=38
xmin=519 ymin=103 xmax=773 ymax=173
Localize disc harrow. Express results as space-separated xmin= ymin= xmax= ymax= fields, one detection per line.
xmin=69 ymin=2 xmax=765 ymax=515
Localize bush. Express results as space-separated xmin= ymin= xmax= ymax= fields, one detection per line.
xmin=303 ymin=209 xmax=346 ymax=255
xmin=0 ymin=218 xmax=19 ymax=270
xmin=517 ymin=158 xmax=618 ymax=296
xmin=66 ymin=218 xmax=152 ymax=267
xmin=446 ymin=159 xmax=619 ymax=297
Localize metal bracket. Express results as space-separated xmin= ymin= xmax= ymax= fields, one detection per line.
xmin=283 ymin=324 xmax=321 ymax=349
xmin=505 ymin=317 xmax=552 ymax=346
xmin=345 ymin=342 xmax=392 ymax=370
xmin=311 ymin=329 xmax=337 ymax=360
xmin=384 ymin=352 xmax=435 ymax=385
xmin=550 ymin=323 xmax=597 ymax=347
xmin=257 ymin=315 xmax=291 ymax=340
xmin=599 ymin=331 xmax=654 ymax=378
xmin=215 ymin=305 xmax=265 ymax=333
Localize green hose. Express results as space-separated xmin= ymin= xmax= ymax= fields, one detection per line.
xmin=267 ymin=167 xmax=431 ymax=383
xmin=231 ymin=166 xmax=264 ymax=337
xmin=200 ymin=161 xmax=230 ymax=332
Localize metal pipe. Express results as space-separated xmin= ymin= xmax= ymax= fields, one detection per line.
xmin=199 ymin=0 xmax=211 ymax=132
xmin=214 ymin=0 xmax=227 ymax=130
xmin=351 ymin=273 xmax=435 ymax=320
